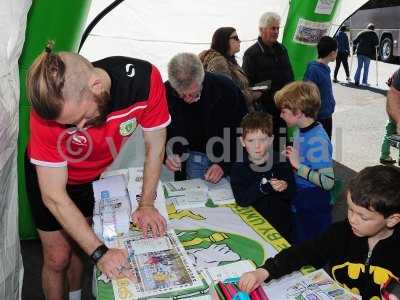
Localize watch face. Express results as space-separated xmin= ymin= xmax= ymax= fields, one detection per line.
xmin=91 ymin=245 xmax=108 ymax=263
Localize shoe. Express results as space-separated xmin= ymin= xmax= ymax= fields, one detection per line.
xmin=333 ymin=78 xmax=339 ymax=83
xmin=354 ymin=82 xmax=359 ymax=86
xmin=346 ymin=77 xmax=351 ymax=82
xmin=380 ymin=157 xmax=396 ymax=164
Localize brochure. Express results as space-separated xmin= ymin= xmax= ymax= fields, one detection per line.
xmin=127 ymin=167 xmax=169 ymax=222
xmin=262 ymin=269 xmax=361 ymax=300
xmin=164 ymin=178 xmax=235 ymax=209
xmin=92 ymin=175 xmax=131 ymax=241
xmin=111 ymin=230 xmax=207 ymax=299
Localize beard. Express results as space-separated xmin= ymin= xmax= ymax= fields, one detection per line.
xmin=86 ymin=91 xmax=111 ymax=127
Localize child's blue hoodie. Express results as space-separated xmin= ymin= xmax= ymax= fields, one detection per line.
xmin=304 ymin=61 xmax=335 ymax=119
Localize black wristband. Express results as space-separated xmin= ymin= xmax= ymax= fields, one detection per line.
xmin=90 ymin=244 xmax=109 ymax=265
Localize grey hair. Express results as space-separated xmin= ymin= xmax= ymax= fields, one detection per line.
xmin=168 ymin=53 xmax=205 ymax=93
xmin=259 ymin=12 xmax=281 ymax=28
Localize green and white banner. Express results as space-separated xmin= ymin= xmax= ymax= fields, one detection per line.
xmin=97 ymin=204 xmax=290 ymax=300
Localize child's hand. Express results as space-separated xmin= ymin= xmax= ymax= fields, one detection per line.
xmin=165 ymin=154 xmax=182 ymax=172
xmin=270 ymin=179 xmax=288 ymax=192
xmin=238 ymin=268 xmax=269 ymax=293
xmin=283 ymin=146 xmax=300 ymax=169
xmin=204 ymin=164 xmax=224 ymax=183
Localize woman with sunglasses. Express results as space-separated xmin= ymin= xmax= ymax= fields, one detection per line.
xmin=199 ymin=27 xmax=261 ymax=110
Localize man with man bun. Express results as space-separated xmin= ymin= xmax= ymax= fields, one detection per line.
xmin=25 ymin=44 xmax=170 ymax=299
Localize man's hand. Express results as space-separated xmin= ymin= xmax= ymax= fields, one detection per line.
xmin=165 ymin=154 xmax=182 ymax=172
xmin=239 ymin=268 xmax=269 ymax=293
xmin=204 ymin=164 xmax=224 ymax=183
xmin=132 ymin=206 xmax=166 ymax=237
xmin=283 ymin=146 xmax=300 ymax=169
xmin=270 ymin=179 xmax=288 ymax=192
xmin=97 ymin=248 xmax=134 ymax=281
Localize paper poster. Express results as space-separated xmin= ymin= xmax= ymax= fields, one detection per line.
xmin=263 ymin=269 xmax=361 ymax=300
xmin=111 ymin=230 xmax=205 ymax=299
xmin=294 ymin=19 xmax=331 ymax=45
xmin=315 ymin=0 xmax=336 ymax=15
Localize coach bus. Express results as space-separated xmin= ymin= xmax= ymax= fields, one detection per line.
xmin=347 ymin=0 xmax=400 ymax=62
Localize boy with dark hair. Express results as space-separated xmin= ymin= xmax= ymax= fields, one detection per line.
xmin=304 ymin=36 xmax=338 ymax=139
xmin=275 ymin=81 xmax=334 ymax=243
xmin=230 ymin=111 xmax=295 ymax=241
xmin=239 ymin=165 xmax=400 ymax=299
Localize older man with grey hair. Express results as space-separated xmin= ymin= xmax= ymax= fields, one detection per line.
xmin=164 ymin=53 xmax=248 ymax=182
xmin=243 ymin=12 xmax=294 ymax=152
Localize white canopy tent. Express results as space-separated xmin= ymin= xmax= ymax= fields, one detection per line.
xmin=0 ymin=1 xmax=367 ymax=298
xmin=0 ymin=0 xmax=30 ymax=299
xmin=80 ymin=0 xmax=368 ymax=77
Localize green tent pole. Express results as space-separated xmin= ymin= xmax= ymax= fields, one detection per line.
xmin=18 ymin=0 xmax=92 ymax=240
xmin=282 ymin=0 xmax=342 ymax=80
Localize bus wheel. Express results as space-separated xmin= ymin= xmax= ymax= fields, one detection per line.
xmin=380 ymin=36 xmax=393 ymax=63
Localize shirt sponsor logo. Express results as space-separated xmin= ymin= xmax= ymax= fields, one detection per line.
xmin=71 ymin=133 xmax=88 ymax=146
xmin=119 ymin=118 xmax=137 ymax=136
xmin=125 ymin=64 xmax=135 ymax=77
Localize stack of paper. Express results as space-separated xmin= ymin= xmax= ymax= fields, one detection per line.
xmin=206 ymin=178 xmax=235 ymax=205
xmin=111 ymin=230 xmax=207 ymax=300
xmin=164 ymin=178 xmax=208 ymax=197
xmin=127 ymin=167 xmax=169 ymax=222
xmin=164 ymin=179 xmax=209 ymax=209
xmin=164 ymin=178 xmax=235 ymax=209
xmin=205 ymin=260 xmax=255 ymax=282
xmin=92 ymin=175 xmax=132 ymax=241
xmin=262 ymin=269 xmax=361 ymax=300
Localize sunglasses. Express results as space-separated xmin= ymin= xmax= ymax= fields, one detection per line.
xmin=229 ymin=35 xmax=240 ymax=42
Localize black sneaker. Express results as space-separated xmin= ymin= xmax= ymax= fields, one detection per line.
xmin=333 ymin=78 xmax=339 ymax=83
xmin=380 ymin=157 xmax=396 ymax=164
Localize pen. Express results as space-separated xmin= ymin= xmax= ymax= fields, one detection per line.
xmin=255 ymin=286 xmax=269 ymax=300
xmin=249 ymin=289 xmax=261 ymax=300
xmin=214 ymin=282 xmax=226 ymax=300
xmin=218 ymin=281 xmax=233 ymax=300
xmin=224 ymin=277 xmax=240 ymax=284
xmin=226 ymin=283 xmax=237 ymax=296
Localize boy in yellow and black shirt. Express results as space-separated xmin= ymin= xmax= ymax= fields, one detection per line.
xmin=239 ymin=165 xmax=400 ymax=299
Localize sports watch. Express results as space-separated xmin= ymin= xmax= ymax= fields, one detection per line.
xmin=90 ymin=244 xmax=109 ymax=265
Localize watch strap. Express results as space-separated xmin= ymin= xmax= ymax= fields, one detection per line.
xmin=90 ymin=244 xmax=109 ymax=265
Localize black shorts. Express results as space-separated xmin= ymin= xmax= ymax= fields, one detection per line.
xmin=24 ymin=153 xmax=95 ymax=231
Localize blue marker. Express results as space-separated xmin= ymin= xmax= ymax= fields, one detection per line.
xmin=224 ymin=277 xmax=240 ymax=284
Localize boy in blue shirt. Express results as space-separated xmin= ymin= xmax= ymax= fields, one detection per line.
xmin=275 ymin=81 xmax=334 ymax=243
xmin=304 ymin=36 xmax=337 ymax=139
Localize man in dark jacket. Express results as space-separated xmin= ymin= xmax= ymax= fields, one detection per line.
xmin=164 ymin=53 xmax=248 ymax=183
xmin=243 ymin=12 xmax=294 ymax=152
xmin=334 ymin=26 xmax=350 ymax=82
xmin=353 ymin=23 xmax=379 ymax=86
